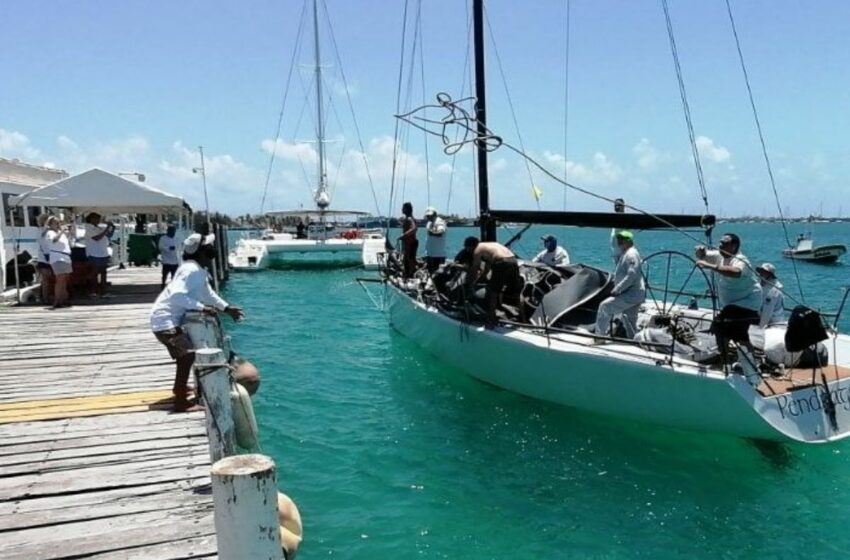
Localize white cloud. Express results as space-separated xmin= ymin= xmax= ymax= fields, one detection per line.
xmin=435 ymin=162 xmax=453 ymax=175
xmin=491 ymin=158 xmax=508 ymax=171
xmin=543 ymin=150 xmax=622 ymax=186
xmin=0 ymin=128 xmax=40 ymax=160
xmin=260 ymin=138 xmax=318 ymax=165
xmin=633 ymin=138 xmax=661 ymax=171
xmin=695 ymin=136 xmax=730 ymax=163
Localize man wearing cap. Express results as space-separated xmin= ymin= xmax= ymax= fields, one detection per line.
xmin=756 ymin=262 xmax=785 ymax=328
xmin=533 ymin=235 xmax=570 ymax=267
xmin=149 ymin=233 xmax=244 ymax=412
xmin=594 ymin=230 xmax=645 ymax=339
xmin=695 ymin=232 xmax=762 ymax=354
xmin=423 ymin=207 xmax=447 ymax=273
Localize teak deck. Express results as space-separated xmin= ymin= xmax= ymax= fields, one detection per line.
xmin=0 ymin=267 xmax=217 ymax=559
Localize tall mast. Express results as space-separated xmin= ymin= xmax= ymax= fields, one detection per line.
xmin=312 ymin=0 xmax=329 ymax=208
xmin=472 ymin=0 xmax=495 ymax=241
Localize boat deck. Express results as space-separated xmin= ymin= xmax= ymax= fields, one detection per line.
xmin=0 ymin=267 xmax=217 ymax=559
xmin=758 ymin=365 xmax=850 ymax=396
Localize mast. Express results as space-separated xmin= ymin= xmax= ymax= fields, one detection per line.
xmin=312 ymin=0 xmax=329 ymax=209
xmin=472 ymin=0 xmax=495 ymax=241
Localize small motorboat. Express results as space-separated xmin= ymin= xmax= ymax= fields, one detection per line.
xmin=228 ymin=238 xmax=269 ymax=272
xmin=782 ymin=234 xmax=846 ymax=264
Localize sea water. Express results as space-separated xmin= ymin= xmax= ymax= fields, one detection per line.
xmin=225 ymin=222 xmax=850 ymax=559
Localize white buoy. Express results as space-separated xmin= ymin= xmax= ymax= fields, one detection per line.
xmin=278 ymin=492 xmax=303 ymax=558
xmin=195 ymin=348 xmax=237 ymax=462
xmin=231 ymin=382 xmax=259 ymax=450
xmin=211 ymin=454 xmax=283 ymax=560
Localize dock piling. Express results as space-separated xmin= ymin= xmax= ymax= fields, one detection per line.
xmin=195 ymin=347 xmax=237 ymax=462
xmin=211 ymin=454 xmax=284 ymax=560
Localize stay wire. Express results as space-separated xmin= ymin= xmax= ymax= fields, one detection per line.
xmin=418 ymin=1 xmax=432 ymax=207
xmin=387 ymin=0 xmax=412 ymax=226
xmin=446 ymin=4 xmax=474 ymax=215
xmin=259 ymin=0 xmax=309 ymax=214
xmin=563 ymin=0 xmax=571 ymax=211
xmin=724 ymin=0 xmax=805 ymax=301
xmin=660 ymin=0 xmax=710 ymax=215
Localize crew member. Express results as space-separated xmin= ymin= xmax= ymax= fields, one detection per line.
xmin=84 ymin=212 xmax=115 ymax=297
xmin=695 ymin=233 xmax=762 ymax=354
xmin=158 ymin=224 xmax=180 ymax=289
xmin=756 ymin=262 xmax=785 ymax=328
xmin=423 ymin=206 xmax=447 ymax=273
xmin=296 ymin=219 xmax=307 ymax=239
xmin=398 ymin=202 xmax=418 ymax=278
xmin=594 ymin=230 xmax=645 ymax=339
xmin=456 ymin=236 xmax=525 ymax=328
xmin=149 ymin=233 xmax=245 ymax=412
xmin=610 ymin=198 xmax=626 ymax=265
xmin=533 ymin=235 xmax=570 ymax=267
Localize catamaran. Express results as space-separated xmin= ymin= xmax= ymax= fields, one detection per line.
xmin=365 ymin=0 xmax=850 ymax=444
xmin=229 ymin=0 xmax=385 ymax=270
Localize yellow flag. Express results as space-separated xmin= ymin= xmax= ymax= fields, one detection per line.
xmin=531 ymin=184 xmax=543 ymax=201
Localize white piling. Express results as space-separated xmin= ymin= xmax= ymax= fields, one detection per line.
xmin=211 ymin=454 xmax=284 ymax=560
xmin=195 ymin=348 xmax=237 ymax=462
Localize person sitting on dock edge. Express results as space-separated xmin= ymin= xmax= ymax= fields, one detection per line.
xmin=695 ymin=233 xmax=762 ymax=358
xmin=158 ymin=223 xmax=180 ymax=289
xmin=533 ymin=234 xmax=570 ymax=267
xmin=149 ymin=233 xmax=245 ymax=412
xmin=456 ymin=236 xmax=525 ymax=328
xmin=594 ymin=230 xmax=646 ymax=340
xmin=424 ymin=206 xmax=447 ymax=273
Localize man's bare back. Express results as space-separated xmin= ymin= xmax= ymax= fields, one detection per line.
xmin=474 ymin=242 xmax=515 ymax=263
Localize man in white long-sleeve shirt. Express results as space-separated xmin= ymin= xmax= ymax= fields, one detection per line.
xmin=594 ymin=230 xmax=646 ymax=339
xmin=150 ymin=233 xmax=244 ymax=412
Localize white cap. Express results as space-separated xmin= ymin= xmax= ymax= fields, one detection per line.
xmin=424 ymin=206 xmax=437 ymax=217
xmin=183 ymin=233 xmax=215 ymax=255
xmin=756 ymin=262 xmax=776 ymax=277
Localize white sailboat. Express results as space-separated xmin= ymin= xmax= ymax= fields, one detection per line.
xmin=233 ymin=0 xmax=385 ymax=269
xmin=370 ymin=0 xmax=850 ymax=444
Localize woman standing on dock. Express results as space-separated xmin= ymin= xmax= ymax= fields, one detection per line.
xmin=46 ymin=216 xmax=72 ymax=309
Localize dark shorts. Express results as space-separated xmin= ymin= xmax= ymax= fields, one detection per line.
xmin=712 ymin=305 xmax=759 ymax=344
xmin=488 ymin=257 xmax=523 ymax=298
xmin=154 ymin=328 xmax=194 ymax=359
xmin=88 ymin=256 xmax=110 ymax=268
xmin=37 ymin=262 xmax=51 ymax=270
xmin=162 ymin=263 xmax=179 ymax=276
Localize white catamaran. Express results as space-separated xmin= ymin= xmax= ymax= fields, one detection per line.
xmin=229 ymin=0 xmax=385 ymax=270
xmin=366 ymin=0 xmax=850 ymax=444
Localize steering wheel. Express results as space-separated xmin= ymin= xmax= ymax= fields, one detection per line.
xmin=640 ymin=250 xmax=716 ymax=317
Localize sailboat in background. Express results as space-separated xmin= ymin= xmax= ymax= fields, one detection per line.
xmin=369 ymin=0 xmax=850 ymax=444
xmin=229 ymin=0 xmax=384 ymax=271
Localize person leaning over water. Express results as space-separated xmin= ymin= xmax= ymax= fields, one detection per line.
xmin=695 ymin=233 xmax=762 ymax=354
xmin=456 ymin=236 xmax=525 ymax=328
xmin=398 ymin=201 xmax=418 ymax=278
xmin=594 ymin=230 xmax=645 ymax=340
xmin=158 ymin=224 xmax=180 ymax=289
xmin=149 ymin=233 xmax=245 ymax=412
xmin=423 ymin=206 xmax=447 ymax=273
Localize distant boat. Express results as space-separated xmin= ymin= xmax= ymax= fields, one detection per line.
xmin=782 ymin=233 xmax=846 ymax=264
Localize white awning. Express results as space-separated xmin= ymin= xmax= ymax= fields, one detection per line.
xmin=9 ymin=168 xmax=190 ymax=214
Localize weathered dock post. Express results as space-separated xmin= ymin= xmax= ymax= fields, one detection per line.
xmin=211 ymin=454 xmax=284 ymax=560
xmin=195 ymin=347 xmax=237 ymax=462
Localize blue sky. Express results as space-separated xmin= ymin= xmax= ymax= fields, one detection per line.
xmin=1 ymin=0 xmax=848 ymax=217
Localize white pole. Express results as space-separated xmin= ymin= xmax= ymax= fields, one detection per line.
xmin=211 ymin=454 xmax=284 ymax=560
xmin=195 ymin=347 xmax=237 ymax=462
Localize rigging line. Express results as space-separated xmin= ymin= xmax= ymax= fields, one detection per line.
xmin=562 ymin=0 xmax=571 ymax=212
xmin=387 ymin=0 xmax=412 ymax=223
xmin=484 ymin=10 xmax=538 ymax=209
xmin=321 ymin=0 xmax=382 ymax=218
xmin=660 ymin=0 xmax=710 ymax=214
xmin=399 ymin=0 xmax=423 ymax=208
xmin=724 ymin=0 xmax=805 ymax=301
xmin=446 ymin=3 xmax=474 ymax=214
xmin=291 ymin=73 xmax=320 ymax=199
xmin=417 ymin=0 xmax=431 ymax=207
xmin=259 ymin=0 xmax=309 ymax=214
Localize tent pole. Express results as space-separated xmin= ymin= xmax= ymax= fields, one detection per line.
xmin=13 ymin=237 xmax=21 ymax=305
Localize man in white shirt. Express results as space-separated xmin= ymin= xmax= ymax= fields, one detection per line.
xmin=150 ymin=233 xmax=244 ymax=412
xmin=594 ymin=230 xmax=645 ymax=339
xmin=84 ymin=212 xmax=114 ymax=296
xmin=533 ymin=235 xmax=570 ymax=267
xmin=695 ymin=232 xmax=762 ymax=354
xmin=423 ymin=207 xmax=447 ymax=273
xmin=756 ymin=262 xmax=785 ymax=328
xmin=158 ymin=224 xmax=181 ymax=289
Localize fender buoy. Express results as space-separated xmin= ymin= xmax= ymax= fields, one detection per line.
xmin=230 ymin=383 xmax=259 ymax=450
xmin=278 ymin=491 xmax=303 ymax=558
xmin=234 ymin=359 xmax=261 ymax=396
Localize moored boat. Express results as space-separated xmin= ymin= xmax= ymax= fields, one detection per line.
xmin=782 ymin=234 xmax=846 ymax=263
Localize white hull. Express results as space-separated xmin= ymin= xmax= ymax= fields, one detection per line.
xmin=228 ymin=239 xmax=269 ymax=272
xmin=256 ymin=233 xmax=385 ymax=268
xmin=386 ymin=283 xmax=850 ymax=443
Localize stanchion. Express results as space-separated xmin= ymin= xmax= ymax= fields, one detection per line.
xmin=195 ymin=348 xmax=236 ymax=462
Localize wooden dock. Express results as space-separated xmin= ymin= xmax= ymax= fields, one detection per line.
xmin=0 ymin=267 xmax=217 ymax=559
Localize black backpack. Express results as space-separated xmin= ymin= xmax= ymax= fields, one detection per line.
xmin=785 ymin=305 xmax=828 ymax=353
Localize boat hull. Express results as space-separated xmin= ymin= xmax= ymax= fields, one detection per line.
xmin=783 ymin=244 xmax=846 ymax=263
xmin=386 ymin=284 xmax=850 ymax=443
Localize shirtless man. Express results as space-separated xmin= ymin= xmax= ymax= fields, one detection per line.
xmin=455 ymin=236 xmax=525 ymax=327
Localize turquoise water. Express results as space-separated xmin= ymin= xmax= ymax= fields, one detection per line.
xmin=225 ymin=223 xmax=850 ymax=559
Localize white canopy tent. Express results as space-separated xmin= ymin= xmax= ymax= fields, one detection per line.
xmin=9 ymin=168 xmax=190 ymax=214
